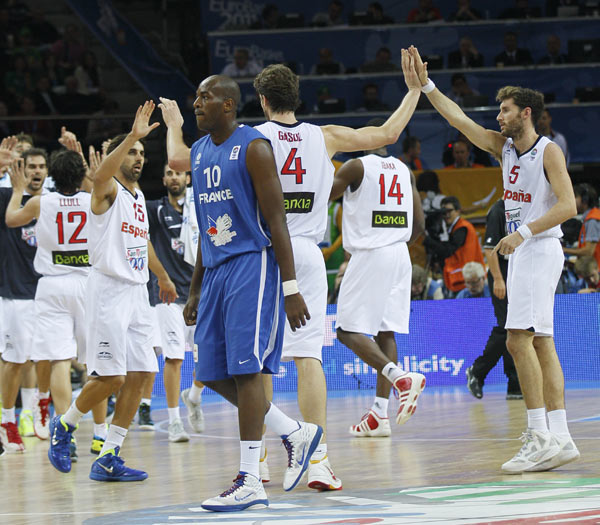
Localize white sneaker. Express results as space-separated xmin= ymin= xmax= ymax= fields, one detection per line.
xmin=201 ymin=472 xmax=268 ymax=512
xmin=349 ymin=410 xmax=391 ymax=437
xmin=527 ymin=434 xmax=580 ymax=472
xmin=168 ymin=418 xmax=190 ymax=443
xmin=181 ymin=388 xmax=205 ymax=432
xmin=281 ymin=421 xmax=323 ymax=492
xmin=259 ymin=448 xmax=270 ymax=483
xmin=393 ymin=372 xmax=426 ymax=425
xmin=501 ymin=429 xmax=560 ymax=474
xmin=33 ymin=397 xmax=51 ymax=440
xmin=307 ymin=456 xmax=342 ymax=491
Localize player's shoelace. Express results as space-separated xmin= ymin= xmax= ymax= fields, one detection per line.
xmin=282 ymin=437 xmax=295 ymax=467
xmin=220 ymin=474 xmax=245 ymax=496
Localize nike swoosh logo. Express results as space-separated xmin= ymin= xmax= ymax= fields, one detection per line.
xmin=99 ymin=463 xmax=114 ymax=474
xmin=297 ymin=444 xmax=306 ymax=465
xmin=238 ymin=359 xmax=251 ymax=365
xmin=249 ymin=446 xmax=260 ymax=449
xmin=234 ymin=493 xmax=252 ymax=502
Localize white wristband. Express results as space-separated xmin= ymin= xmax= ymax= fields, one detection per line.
xmin=517 ymin=224 xmax=533 ymax=240
xmin=421 ymin=79 xmax=436 ymax=94
xmin=282 ymin=280 xmax=299 ymax=297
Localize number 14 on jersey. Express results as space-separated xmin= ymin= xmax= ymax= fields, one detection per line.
xmin=379 ymin=174 xmax=403 ymax=205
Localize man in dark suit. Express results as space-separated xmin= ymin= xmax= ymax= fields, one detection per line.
xmin=448 ymin=36 xmax=484 ymax=69
xmin=494 ymin=31 xmax=533 ymax=67
xmin=538 ymin=35 xmax=568 ymax=65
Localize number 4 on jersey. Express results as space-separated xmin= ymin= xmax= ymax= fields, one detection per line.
xmin=281 ymin=148 xmax=306 ymax=184
xmin=379 ymin=174 xmax=404 ymax=205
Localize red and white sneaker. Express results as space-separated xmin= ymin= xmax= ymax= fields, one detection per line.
xmin=349 ymin=410 xmax=391 ymax=437
xmin=33 ymin=397 xmax=51 ymax=440
xmin=307 ymin=456 xmax=342 ymax=491
xmin=0 ymin=422 xmax=25 ymax=452
xmin=259 ymin=447 xmax=270 ymax=483
xmin=393 ymin=372 xmax=426 ymax=425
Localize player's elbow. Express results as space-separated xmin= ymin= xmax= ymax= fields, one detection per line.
xmin=168 ymin=157 xmax=188 ymax=172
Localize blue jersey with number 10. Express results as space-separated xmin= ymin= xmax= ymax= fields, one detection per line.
xmin=190 ymin=124 xmax=272 ymax=269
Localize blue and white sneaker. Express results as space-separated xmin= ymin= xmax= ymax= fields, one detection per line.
xmin=201 ymin=472 xmax=268 ymax=512
xmin=89 ymin=446 xmax=148 ymax=482
xmin=282 ymin=422 xmax=323 ymax=491
xmin=48 ymin=416 xmax=77 ymax=473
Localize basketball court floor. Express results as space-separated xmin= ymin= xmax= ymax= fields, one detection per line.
xmin=2 ymin=384 xmax=598 ymax=525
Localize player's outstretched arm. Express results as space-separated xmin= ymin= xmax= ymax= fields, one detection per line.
xmin=183 ymin=241 xmax=205 ymax=326
xmin=158 ymin=97 xmax=191 ymax=172
xmin=246 ymin=138 xmax=310 ymax=331
xmin=409 ymin=46 xmax=505 ymax=160
xmin=5 ymin=159 xmax=40 ymax=227
xmin=409 ymin=171 xmax=425 ymax=244
xmin=148 ymin=240 xmax=178 ymax=305
xmin=329 ymin=158 xmax=364 ymax=201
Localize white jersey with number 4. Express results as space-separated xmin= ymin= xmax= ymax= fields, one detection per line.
xmin=254 ymin=121 xmax=334 ymax=243
xmin=502 ymin=136 xmax=562 ymax=239
xmin=342 ymin=154 xmax=413 ymax=253
xmin=88 ymin=180 xmax=149 ymax=284
xmin=34 ymin=191 xmax=91 ymax=277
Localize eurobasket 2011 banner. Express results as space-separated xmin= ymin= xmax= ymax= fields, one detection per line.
xmin=154 ymin=294 xmax=600 ymax=396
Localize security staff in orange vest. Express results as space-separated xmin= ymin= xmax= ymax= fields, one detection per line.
xmin=564 ymin=184 xmax=600 ymax=267
xmin=423 ymin=196 xmax=485 ymax=294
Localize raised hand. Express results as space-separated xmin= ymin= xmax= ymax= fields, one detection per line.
xmin=8 ymin=158 xmax=27 ymax=191
xmin=131 ymin=100 xmax=160 ymax=140
xmin=87 ymin=145 xmax=103 ymax=182
xmin=158 ymin=97 xmax=185 ymax=129
xmin=409 ymin=46 xmax=429 ymax=87
xmin=0 ymin=136 xmax=18 ymax=169
xmin=401 ymin=48 xmax=421 ymax=90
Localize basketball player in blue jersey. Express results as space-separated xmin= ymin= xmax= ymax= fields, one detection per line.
xmin=409 ymin=46 xmax=579 ymax=473
xmin=159 ymin=76 xmax=322 ymax=512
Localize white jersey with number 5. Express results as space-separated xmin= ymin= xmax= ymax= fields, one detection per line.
xmin=502 ymin=136 xmax=562 ymax=239
xmin=88 ymin=180 xmax=149 ymax=284
xmin=342 ymin=154 xmax=413 ymax=253
xmin=34 ymin=191 xmax=91 ymax=277
xmin=254 ymin=121 xmax=334 ymax=242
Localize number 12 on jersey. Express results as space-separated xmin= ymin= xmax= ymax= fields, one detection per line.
xmin=56 ymin=211 xmax=87 ymax=244
xmin=379 ymin=174 xmax=403 ymax=205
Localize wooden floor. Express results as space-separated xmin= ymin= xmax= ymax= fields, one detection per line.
xmin=1 ymin=385 xmax=599 ymax=525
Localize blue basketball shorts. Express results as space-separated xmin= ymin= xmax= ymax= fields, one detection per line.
xmin=194 ymin=247 xmax=285 ymax=381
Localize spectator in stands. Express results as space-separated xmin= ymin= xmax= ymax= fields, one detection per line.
xmin=411 ymin=264 xmax=444 ymax=300
xmin=406 ymin=0 xmax=443 ymax=23
xmin=400 ymin=136 xmax=425 ymax=171
xmin=538 ymin=35 xmax=568 ymax=65
xmin=500 ymin=0 xmax=541 ymax=18
xmin=310 ymin=47 xmax=345 ymax=75
xmin=51 ymin=23 xmax=87 ymax=78
xmin=456 ymin=262 xmax=489 ymax=298
xmin=444 ymin=139 xmax=485 ymax=169
xmin=220 ymin=48 xmax=262 ymax=78
xmin=356 ymin=83 xmax=390 ymax=112
xmin=33 ymin=76 xmax=60 ymax=115
xmin=537 ymin=109 xmax=569 ymax=164
xmin=10 ymin=94 xmax=54 ymax=142
xmin=364 ymin=2 xmax=394 ymax=24
xmin=448 ymin=0 xmax=483 ymax=22
xmin=442 ymin=132 xmax=492 ymax=167
xmin=250 ymin=4 xmax=282 ymax=30
xmin=360 ymin=47 xmax=399 ymax=73
xmin=74 ymin=50 xmax=102 ymax=95
xmin=312 ymin=0 xmax=346 ymax=26
xmin=445 ymin=73 xmax=481 ymax=107
xmin=564 ymin=184 xmax=600 ymax=266
xmin=448 ymin=37 xmax=484 ymax=69
xmin=494 ymin=31 xmax=533 ymax=67
xmin=574 ymin=256 xmax=599 ymax=292
xmin=14 ymin=132 xmax=33 ymax=156
xmin=423 ymin=196 xmax=485 ymax=295
xmin=417 ymin=170 xmax=445 ymax=212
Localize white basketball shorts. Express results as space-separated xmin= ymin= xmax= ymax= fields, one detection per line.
xmin=336 ymin=242 xmax=411 ymax=336
xmin=86 ymin=269 xmax=158 ymax=376
xmin=2 ymin=298 xmax=35 ymax=364
xmin=152 ymin=302 xmax=193 ymax=360
xmin=505 ymin=236 xmax=563 ymax=337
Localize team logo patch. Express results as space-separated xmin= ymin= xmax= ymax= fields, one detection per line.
xmin=194 ymin=152 xmax=202 ymax=166
xmin=52 ymin=250 xmax=90 ymax=267
xmin=206 ymin=214 xmax=237 ymax=246
xmin=283 ymin=191 xmax=314 ymax=213
xmin=97 ymin=351 xmax=113 ymax=360
xmin=171 ymin=237 xmax=185 ymax=255
xmin=21 ymin=226 xmax=37 ymax=247
xmin=371 ymin=210 xmax=408 ymax=228
xmin=229 ymin=145 xmax=241 ymax=160
xmin=505 ymin=207 xmax=522 ymax=233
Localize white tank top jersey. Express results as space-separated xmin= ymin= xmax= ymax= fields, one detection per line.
xmin=254 ymin=121 xmax=335 ymax=243
xmin=342 ymin=154 xmax=413 ymax=252
xmin=88 ymin=180 xmax=149 ymax=284
xmin=502 ymin=136 xmax=562 ymax=239
xmin=34 ymin=191 xmax=92 ymax=277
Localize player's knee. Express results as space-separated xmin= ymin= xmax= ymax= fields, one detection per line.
xmin=108 ymin=375 xmax=127 ymax=391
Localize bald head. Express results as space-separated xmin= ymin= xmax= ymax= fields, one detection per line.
xmin=201 ymin=75 xmax=241 ymax=109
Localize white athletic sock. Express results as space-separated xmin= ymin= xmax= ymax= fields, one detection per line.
xmin=547 ymin=409 xmax=570 ymax=438
xmin=168 ymin=406 xmax=180 ymax=423
xmin=527 ymin=408 xmax=548 ymax=433
xmin=2 ymin=407 xmax=16 ymax=424
xmin=140 ymin=398 xmax=151 ymax=407
xmin=188 ymin=383 xmax=204 ymax=404
xmin=100 ymin=424 xmax=128 ymax=456
xmin=240 ymin=440 xmax=261 ymax=479
xmin=312 ymin=443 xmax=327 ymax=462
xmin=381 ymin=362 xmax=405 ymax=385
xmin=62 ymin=401 xmax=85 ymax=428
xmin=37 ymin=391 xmax=50 ymax=400
xmin=21 ymin=388 xmax=36 ymax=411
xmin=93 ymin=423 xmax=108 ymax=440
xmin=264 ymin=403 xmax=300 ymax=437
xmin=371 ymin=396 xmax=389 ymax=418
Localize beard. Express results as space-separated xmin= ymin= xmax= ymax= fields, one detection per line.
xmin=122 ymin=165 xmax=142 ymax=182
xmin=167 ymin=183 xmax=185 ymax=198
xmin=501 ymin=120 xmax=524 ymax=140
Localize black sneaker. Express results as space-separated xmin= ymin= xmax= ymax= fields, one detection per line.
xmin=466 ymin=366 xmax=483 ymax=399
xmin=138 ymin=403 xmax=155 ymax=430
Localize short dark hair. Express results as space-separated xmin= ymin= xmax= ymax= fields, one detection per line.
xmin=106 ymin=134 xmax=145 ymax=156
xmin=23 ymin=147 xmax=48 ymax=166
xmin=49 ymin=150 xmax=86 ymax=193
xmin=402 ymin=136 xmax=420 ymax=153
xmin=574 ymin=183 xmax=598 ymax=209
xmin=15 ymin=132 xmax=34 ymax=146
xmin=253 ymin=64 xmax=300 ymax=113
xmin=416 ymin=170 xmax=440 ymax=193
xmin=441 ymin=195 xmax=461 ymax=211
xmin=496 ymin=85 xmax=545 ymax=127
